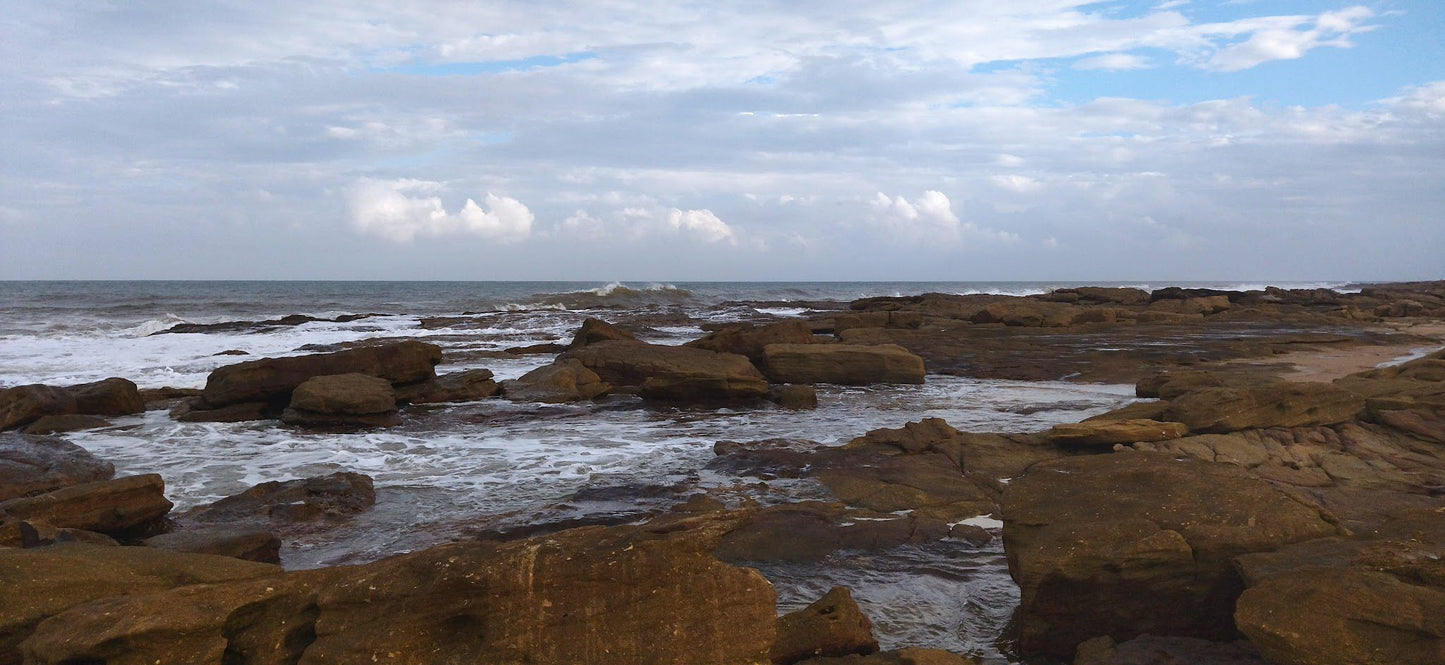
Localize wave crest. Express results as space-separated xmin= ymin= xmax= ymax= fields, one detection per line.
xmin=530 ymin=282 xmax=696 ymax=309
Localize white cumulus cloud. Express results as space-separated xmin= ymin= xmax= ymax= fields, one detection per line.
xmin=349 ymin=178 xmax=533 ymax=243
xmin=666 ymin=208 xmax=737 ymax=244
xmin=1205 ymin=7 xmax=1375 ymax=72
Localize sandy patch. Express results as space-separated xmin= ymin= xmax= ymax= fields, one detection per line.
xmin=1225 ymin=322 xmax=1445 ymax=383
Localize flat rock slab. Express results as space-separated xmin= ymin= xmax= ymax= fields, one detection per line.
xmin=561 ymin=340 xmax=769 ymax=402
xmin=0 ymin=474 xmax=172 ymax=538
xmin=1000 ymin=452 xmax=1340 ymax=659
xmin=1046 ymin=419 xmax=1188 ymax=448
xmin=762 ymin=343 xmax=925 ymax=385
xmin=200 ymin=340 xmax=442 ymax=407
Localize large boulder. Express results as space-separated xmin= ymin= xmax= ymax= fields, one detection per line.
xmin=501 ymin=359 xmax=612 ymax=403
xmin=761 ymin=344 xmax=925 ymax=385
xmin=561 ymin=340 xmax=769 ymax=402
xmin=687 ymin=320 xmax=819 ymax=363
xmin=0 ymin=385 xmax=76 ymax=431
xmin=1000 ymin=453 xmax=1340 ymax=659
xmin=63 ymin=377 xmax=145 ymax=416
xmin=394 ymin=369 xmax=499 ymax=404
xmin=0 ymin=474 xmax=173 ymax=540
xmin=568 ymin=317 xmax=638 ymax=349
xmin=199 ymin=340 xmax=442 ymax=408
xmin=281 ymin=373 xmax=401 ymax=428
xmin=0 ymin=543 xmax=281 ymax=662
xmin=0 ymin=433 xmax=114 ymax=502
xmin=772 ymin=587 xmax=879 ymax=664
xmin=1164 ymin=383 xmax=1364 ymax=433
xmin=19 ymin=514 xmax=777 ymax=665
xmin=143 ymin=527 xmax=281 ymax=564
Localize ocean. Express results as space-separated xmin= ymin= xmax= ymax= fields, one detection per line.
xmin=0 ymin=279 xmax=1356 ymax=662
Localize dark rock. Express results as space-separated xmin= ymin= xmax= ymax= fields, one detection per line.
xmin=0 ymin=543 xmax=281 ymax=662
xmin=63 ymin=377 xmax=144 ymax=416
xmin=180 ymin=471 xmax=375 ymax=529
xmin=0 ymin=385 xmax=76 ymax=431
xmin=504 ymin=342 xmax=569 ymax=355
xmin=768 ymin=384 xmax=818 ymax=409
xmin=213 ymin=349 xmax=250 ymax=355
xmin=714 ymin=503 xmax=949 ymax=563
xmin=138 ymin=387 xmax=201 ymax=410
xmin=1000 ymin=453 xmax=1340 ymax=659
xmin=170 ymin=397 xmax=276 ymax=422
xmin=761 ymin=344 xmax=925 ymax=385
xmin=0 ymin=433 xmax=114 ymax=501
xmin=792 ymin=648 xmax=978 ymax=664
xmin=501 ymin=359 xmax=611 ymax=403
xmin=0 ymin=474 xmax=172 ymax=539
xmin=200 ymin=340 xmax=442 ymax=408
xmin=395 ymin=368 xmax=499 ymax=404
xmin=20 ymin=414 xmax=111 ymax=435
xmin=687 ymin=320 xmax=819 ymax=363
xmin=831 ymin=311 xmax=924 ymax=332
xmin=562 ymin=340 xmax=769 ymax=402
xmin=143 ymin=527 xmax=281 ymax=564
xmin=280 ymin=373 xmax=401 ymax=428
xmin=1073 ymin=635 xmax=1265 ymax=665
xmin=568 ymin=317 xmax=638 ymax=349
xmin=950 ymin=524 xmax=993 ymax=546
xmin=18 ymin=522 xmax=119 ymax=548
xmin=773 ymin=587 xmax=879 ymax=665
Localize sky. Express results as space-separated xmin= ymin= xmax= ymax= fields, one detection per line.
xmin=1 ymin=1 xmax=1442 ymax=281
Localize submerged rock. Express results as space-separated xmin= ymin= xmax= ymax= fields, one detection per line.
xmin=180 ymin=471 xmax=375 ymax=529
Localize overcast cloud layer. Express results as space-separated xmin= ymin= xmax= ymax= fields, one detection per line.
xmin=2 ymin=1 xmax=1441 ymax=280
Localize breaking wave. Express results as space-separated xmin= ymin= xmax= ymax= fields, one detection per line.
xmin=529 ymin=282 xmax=697 ymax=309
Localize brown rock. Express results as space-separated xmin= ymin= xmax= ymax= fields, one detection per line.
xmin=568 ymin=317 xmax=638 ymax=348
xmin=181 ymin=471 xmax=375 ymax=529
xmin=768 ymin=384 xmax=818 ymax=410
xmin=1164 ymin=383 xmax=1364 ymax=433
xmin=144 ymin=527 xmax=281 ymax=564
xmin=688 ymin=320 xmax=819 ymax=363
xmin=200 ymin=340 xmax=442 ymax=408
xmin=762 ymin=343 xmax=925 ymax=385
xmin=0 ymin=433 xmax=114 ymax=502
xmin=281 ymin=373 xmax=400 ymax=428
xmin=170 ymin=397 xmax=276 ymax=422
xmin=831 ymin=311 xmax=924 ymax=332
xmin=18 ymin=522 xmax=119 ymax=548
xmin=0 ymin=543 xmax=281 ymax=662
xmin=501 ymin=359 xmax=611 ymax=403
xmin=394 ymin=368 xmax=499 ymax=404
xmin=1001 ymin=453 xmax=1340 ymax=659
xmin=0 ymin=474 xmax=172 ymax=538
xmin=1072 ymin=635 xmax=1265 ymax=665
xmin=1046 ymin=419 xmax=1189 ymax=448
xmin=64 ymin=377 xmax=144 ymax=416
xmin=20 ymin=414 xmax=111 ymax=434
xmin=772 ymin=587 xmax=879 ymax=665
xmin=562 ymin=340 xmax=769 ymax=402
xmin=0 ymin=385 xmax=76 ymax=431
xmin=714 ymin=503 xmax=949 ymax=563
xmin=792 ymin=648 xmax=978 ymax=664
xmin=20 ymin=515 xmax=776 ymax=665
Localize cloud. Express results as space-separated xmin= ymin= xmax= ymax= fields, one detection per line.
xmin=667 ymin=208 xmax=736 ymax=244
xmin=871 ymin=190 xmax=1021 ymax=246
xmin=349 ymin=178 xmax=533 ymax=243
xmin=1074 ymin=53 xmax=1153 ymax=71
xmin=1204 ymin=7 xmax=1375 ymax=72
xmin=990 ymin=175 xmax=1043 ymax=193
xmin=557 ymin=205 xmax=738 ymax=245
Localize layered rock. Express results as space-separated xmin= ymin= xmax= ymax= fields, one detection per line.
xmin=0 ymin=474 xmax=172 ymax=541
xmin=281 ymin=373 xmax=401 ymax=428
xmin=198 ymin=340 xmax=442 ymax=409
xmin=1045 ymin=419 xmax=1188 ymax=448
xmin=687 ymin=320 xmax=819 ymax=363
xmin=501 ymin=359 xmax=611 ymax=403
xmin=393 ymin=368 xmax=499 ymax=404
xmin=0 ymin=385 xmax=76 ymax=432
xmin=1000 ymin=453 xmax=1341 ymax=659
xmin=561 ymin=340 xmax=769 ymax=402
xmin=567 ymin=317 xmax=638 ymax=349
xmin=0 ymin=433 xmax=114 ymax=502
xmin=63 ymin=377 xmax=145 ymax=416
xmin=0 ymin=543 xmax=282 ymax=662
xmin=1163 ymin=383 xmax=1364 ymax=433
xmin=18 ymin=514 xmax=777 ymax=665
xmin=761 ymin=343 xmax=925 ymax=385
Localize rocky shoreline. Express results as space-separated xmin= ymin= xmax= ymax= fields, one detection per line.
xmin=2 ymin=281 xmax=1444 ymax=664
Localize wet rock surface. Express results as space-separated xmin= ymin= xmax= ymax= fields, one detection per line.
xmin=0 ymin=433 xmax=115 ymax=502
